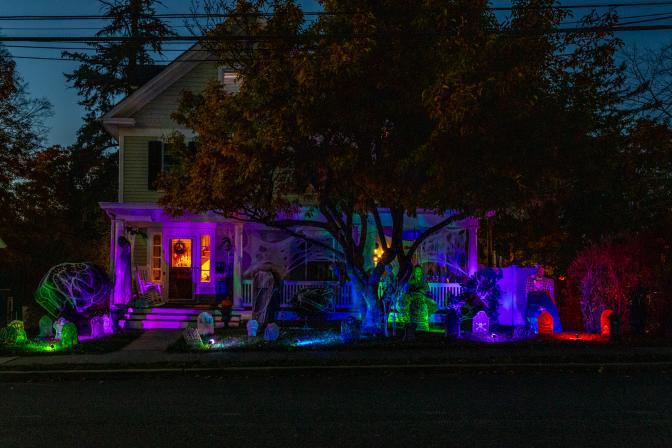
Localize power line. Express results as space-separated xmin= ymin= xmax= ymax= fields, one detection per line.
xmin=1 ymin=3 xmax=672 ymax=21
xmin=1 ymin=44 xmax=200 ymax=52
xmin=1 ymin=23 xmax=672 ymax=45
xmin=1 ymin=10 xmax=670 ymax=32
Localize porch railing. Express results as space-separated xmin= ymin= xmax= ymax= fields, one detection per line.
xmin=240 ymin=280 xmax=461 ymax=310
xmin=241 ymin=280 xmax=353 ymax=308
xmin=428 ymin=282 xmax=463 ymax=309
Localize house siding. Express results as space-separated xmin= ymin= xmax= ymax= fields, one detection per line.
xmin=123 ymin=135 xmax=162 ymax=203
xmin=131 ymin=61 xmax=218 ymax=129
xmin=133 ymin=232 xmax=148 ymax=266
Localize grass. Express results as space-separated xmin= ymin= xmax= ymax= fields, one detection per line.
xmin=0 ymin=331 xmax=141 ymax=356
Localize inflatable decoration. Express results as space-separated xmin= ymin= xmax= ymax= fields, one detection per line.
xmin=36 ymin=263 xmax=112 ymax=317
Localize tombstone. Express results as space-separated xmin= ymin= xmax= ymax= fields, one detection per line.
xmin=264 ymin=323 xmax=280 ymax=342
xmin=60 ymin=323 xmax=78 ymax=349
xmin=600 ymin=310 xmax=613 ymax=336
xmin=340 ymin=317 xmax=361 ymax=343
xmin=183 ymin=327 xmax=203 ymax=347
xmin=472 ymin=311 xmax=489 ymax=335
xmin=197 ymin=312 xmax=215 ymax=336
xmin=53 ymin=318 xmax=68 ymax=340
xmin=252 ymin=270 xmax=281 ymax=325
xmin=538 ymin=311 xmax=554 ymax=335
xmin=38 ymin=315 xmax=54 ymax=339
xmin=247 ymin=319 xmax=259 ymax=337
xmin=90 ymin=316 xmax=105 ymax=338
xmin=6 ymin=320 xmax=28 ymax=344
xmin=102 ymin=314 xmax=114 ymax=335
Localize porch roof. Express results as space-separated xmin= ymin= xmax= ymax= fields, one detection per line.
xmin=99 ymin=202 xmax=477 ymax=231
xmin=99 ymin=202 xmax=227 ymax=223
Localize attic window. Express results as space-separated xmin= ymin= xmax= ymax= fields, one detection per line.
xmin=218 ymin=68 xmax=241 ymax=92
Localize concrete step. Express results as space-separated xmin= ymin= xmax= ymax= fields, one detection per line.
xmin=119 ymin=320 xmax=234 ymax=330
xmin=119 ymin=306 xmax=241 ymax=330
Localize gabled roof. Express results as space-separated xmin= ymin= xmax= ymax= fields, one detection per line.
xmin=102 ymin=43 xmax=214 ymax=139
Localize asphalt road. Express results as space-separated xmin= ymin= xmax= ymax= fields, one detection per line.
xmin=2 ymin=368 xmax=671 ymax=448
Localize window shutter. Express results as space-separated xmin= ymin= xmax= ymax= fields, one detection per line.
xmin=163 ymin=142 xmax=175 ymax=172
xmin=147 ymin=140 xmax=163 ymax=191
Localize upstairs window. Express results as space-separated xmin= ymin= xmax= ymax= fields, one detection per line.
xmin=147 ymin=140 xmax=180 ymax=191
xmin=218 ymin=68 xmax=241 ymax=93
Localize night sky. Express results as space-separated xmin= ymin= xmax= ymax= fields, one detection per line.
xmin=1 ymin=0 xmax=669 ymax=147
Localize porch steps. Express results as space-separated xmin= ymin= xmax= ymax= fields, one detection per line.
xmin=118 ymin=306 xmax=241 ymax=331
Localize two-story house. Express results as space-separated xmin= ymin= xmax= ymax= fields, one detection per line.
xmin=100 ymin=45 xmax=479 ymax=330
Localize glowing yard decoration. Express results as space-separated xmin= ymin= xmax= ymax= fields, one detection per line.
xmin=197 ymin=312 xmax=214 ymax=336
xmin=264 ymin=323 xmax=280 ymax=341
xmin=60 ymin=323 xmax=78 ymax=349
xmin=36 ymin=263 xmax=112 ymax=316
xmin=2 ymin=320 xmax=28 ymax=344
xmin=183 ymin=327 xmax=202 ymax=347
xmin=90 ymin=316 xmax=106 ymax=338
xmin=472 ymin=311 xmax=489 ymax=334
xmin=53 ymin=318 xmax=67 ymax=340
xmin=102 ymin=314 xmax=114 ymax=335
xmin=247 ymin=319 xmax=259 ymax=337
xmin=38 ymin=315 xmax=54 ymax=338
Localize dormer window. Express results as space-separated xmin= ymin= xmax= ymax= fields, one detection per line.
xmin=218 ymin=68 xmax=241 ymax=93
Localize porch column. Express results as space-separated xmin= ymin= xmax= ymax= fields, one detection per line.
xmin=467 ymin=219 xmax=479 ymax=277
xmin=109 ymin=219 xmax=118 ymax=276
xmin=232 ymin=222 xmax=244 ymax=308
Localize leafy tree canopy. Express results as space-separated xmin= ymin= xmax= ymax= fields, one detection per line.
xmin=162 ymin=0 xmax=631 ymax=331
xmin=63 ymin=0 xmax=175 ymax=150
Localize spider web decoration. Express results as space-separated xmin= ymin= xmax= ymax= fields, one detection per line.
xmin=242 ymin=228 xmax=340 ymax=278
xmin=415 ymin=228 xmax=467 ymax=276
xmin=35 ymin=263 xmax=112 ymax=317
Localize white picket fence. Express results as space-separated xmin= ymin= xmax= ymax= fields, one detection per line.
xmin=240 ymin=280 xmax=461 ymax=310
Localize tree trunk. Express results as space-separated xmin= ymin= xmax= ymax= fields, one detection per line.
xmin=351 ymin=266 xmax=384 ymax=335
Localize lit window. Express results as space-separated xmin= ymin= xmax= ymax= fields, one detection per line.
xmin=200 ymin=234 xmax=211 ymax=283
xmin=171 ymin=239 xmax=192 ymax=268
xmin=151 ymin=235 xmax=162 ymax=281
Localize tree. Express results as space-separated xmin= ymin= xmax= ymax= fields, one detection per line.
xmin=0 ymin=47 xmax=51 ymax=223
xmin=0 ymin=46 xmax=52 ymax=303
xmin=63 ymin=0 xmax=175 ymax=151
xmin=161 ymin=0 xmax=630 ymax=333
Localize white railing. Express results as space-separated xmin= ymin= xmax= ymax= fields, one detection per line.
xmin=241 ymin=280 xmax=353 ymax=309
xmin=428 ymin=282 xmax=463 ymax=309
xmin=240 ymin=280 xmax=460 ymax=310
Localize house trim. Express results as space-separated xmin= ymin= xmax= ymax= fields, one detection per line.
xmin=102 ymin=43 xmax=213 ymax=140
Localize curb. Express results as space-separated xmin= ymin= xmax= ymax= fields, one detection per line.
xmin=2 ymin=360 xmax=672 ymax=378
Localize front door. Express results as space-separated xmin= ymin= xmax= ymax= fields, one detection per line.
xmin=169 ymin=238 xmax=194 ymax=303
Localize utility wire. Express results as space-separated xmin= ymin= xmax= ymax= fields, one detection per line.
xmin=2 ymin=23 xmax=672 ymax=44
xmin=1 ymin=3 xmax=672 ymax=21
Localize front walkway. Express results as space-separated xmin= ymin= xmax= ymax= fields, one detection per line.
xmin=121 ymin=330 xmax=183 ymax=351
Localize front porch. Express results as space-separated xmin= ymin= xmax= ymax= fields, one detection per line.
xmin=100 ymin=202 xmax=475 ymax=329
xmin=117 ymin=280 xmax=464 ymax=330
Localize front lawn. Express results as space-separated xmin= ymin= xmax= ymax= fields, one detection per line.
xmin=0 ymin=331 xmax=141 ymax=356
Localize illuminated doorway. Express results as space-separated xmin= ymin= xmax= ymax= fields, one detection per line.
xmin=169 ymin=238 xmax=193 ymax=302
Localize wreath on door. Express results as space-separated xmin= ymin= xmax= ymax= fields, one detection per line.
xmin=173 ymin=240 xmax=187 ymax=255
